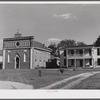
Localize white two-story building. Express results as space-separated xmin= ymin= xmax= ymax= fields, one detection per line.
xmin=60 ymin=45 xmax=100 ymax=68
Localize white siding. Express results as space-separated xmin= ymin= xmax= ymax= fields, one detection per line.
xmin=0 ymin=56 xmax=2 ymax=62
xmin=33 ymin=49 xmax=50 ymax=68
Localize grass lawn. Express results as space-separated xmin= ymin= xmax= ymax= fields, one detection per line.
xmin=0 ymin=68 xmax=100 ymax=89
xmin=72 ymin=72 xmax=100 ymax=89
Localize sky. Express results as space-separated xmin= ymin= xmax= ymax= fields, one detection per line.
xmin=0 ymin=4 xmax=100 ymax=49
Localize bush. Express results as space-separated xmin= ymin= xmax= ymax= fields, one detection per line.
xmin=73 ymin=67 xmax=76 ymax=71
xmin=37 ymin=66 xmax=42 ymax=77
xmin=59 ymin=67 xmax=64 ymax=74
xmin=38 ymin=69 xmax=41 ymax=77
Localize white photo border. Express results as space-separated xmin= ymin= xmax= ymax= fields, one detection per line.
xmin=0 ymin=1 xmax=100 ymax=99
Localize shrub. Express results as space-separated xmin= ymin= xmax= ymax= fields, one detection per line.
xmin=59 ymin=67 xmax=64 ymax=74
xmin=73 ymin=67 xmax=76 ymax=71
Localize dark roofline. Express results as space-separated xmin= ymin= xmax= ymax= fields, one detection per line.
xmin=34 ymin=47 xmax=52 ymax=52
xmin=33 ymin=40 xmax=52 ymax=52
xmin=59 ymin=44 xmax=94 ymax=50
xmin=3 ymin=36 xmax=34 ymax=41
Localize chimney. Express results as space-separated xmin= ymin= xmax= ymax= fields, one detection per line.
xmin=15 ymin=31 xmax=22 ymax=38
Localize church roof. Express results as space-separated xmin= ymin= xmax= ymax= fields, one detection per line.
xmin=33 ymin=41 xmax=51 ymax=52
xmin=3 ymin=32 xmax=34 ymax=41
xmin=3 ymin=36 xmax=34 ymax=41
xmin=3 ymin=33 xmax=51 ymax=52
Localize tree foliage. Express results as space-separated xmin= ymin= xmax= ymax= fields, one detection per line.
xmin=57 ymin=39 xmax=76 ymax=49
xmin=48 ymin=39 xmax=86 ymax=57
xmin=94 ymin=35 xmax=100 ymax=46
xmin=48 ymin=43 xmax=58 ymax=56
xmin=57 ymin=39 xmax=86 ymax=49
xmin=76 ymin=42 xmax=87 ymax=46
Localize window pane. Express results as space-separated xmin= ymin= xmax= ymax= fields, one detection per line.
xmin=8 ymin=54 xmax=10 ymax=63
xmin=64 ymin=50 xmax=66 ymax=56
xmin=24 ymin=53 xmax=26 ymax=62
xmin=98 ymin=59 xmax=100 ymax=65
xmin=97 ymin=48 xmax=100 ymax=55
xmin=64 ymin=59 xmax=66 ymax=66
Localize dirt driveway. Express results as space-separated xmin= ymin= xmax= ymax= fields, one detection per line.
xmin=41 ymin=71 xmax=100 ymax=89
xmin=0 ymin=81 xmax=33 ymax=89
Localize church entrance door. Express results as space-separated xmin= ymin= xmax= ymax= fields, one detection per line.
xmin=15 ymin=54 xmax=20 ymax=69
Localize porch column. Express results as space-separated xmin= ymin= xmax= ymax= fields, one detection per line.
xmin=83 ymin=59 xmax=85 ymax=67
xmin=74 ymin=50 xmax=76 ymax=67
xmin=74 ymin=59 xmax=76 ymax=67
xmin=2 ymin=49 xmax=6 ymax=69
xmin=30 ymin=48 xmax=33 ymax=69
xmin=92 ymin=49 xmax=94 ymax=68
xmin=83 ymin=49 xmax=84 ymax=57
xmin=83 ymin=49 xmax=85 ymax=67
xmin=74 ymin=49 xmax=76 ymax=57
xmin=92 ymin=57 xmax=94 ymax=67
xmin=66 ymin=50 xmax=68 ymax=68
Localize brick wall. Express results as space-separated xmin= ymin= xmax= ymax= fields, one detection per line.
xmin=4 ymin=49 xmax=30 ymax=69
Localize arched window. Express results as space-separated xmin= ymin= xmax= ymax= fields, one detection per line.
xmin=8 ymin=51 xmax=11 ymax=63
xmin=24 ymin=50 xmax=27 ymax=62
xmin=8 ymin=54 xmax=10 ymax=62
xmin=24 ymin=53 xmax=26 ymax=62
xmin=14 ymin=54 xmax=20 ymax=69
xmin=35 ymin=55 xmax=37 ymax=62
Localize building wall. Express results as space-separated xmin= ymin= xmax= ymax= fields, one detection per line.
xmin=76 ymin=60 xmax=81 ymax=67
xmin=3 ymin=34 xmax=51 ymax=69
xmin=60 ymin=47 xmax=100 ymax=68
xmin=93 ymin=47 xmax=100 ymax=67
xmin=3 ymin=47 xmax=51 ymax=69
xmin=33 ymin=48 xmax=50 ymax=68
xmin=3 ymin=40 xmax=31 ymax=49
xmin=4 ymin=49 xmax=30 ymax=69
xmin=60 ymin=50 xmax=64 ymax=67
xmin=0 ymin=56 xmax=2 ymax=62
xmin=84 ymin=49 xmax=91 ymax=57
xmin=92 ymin=47 xmax=97 ymax=67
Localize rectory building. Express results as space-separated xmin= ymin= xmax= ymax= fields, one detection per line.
xmin=60 ymin=45 xmax=100 ymax=68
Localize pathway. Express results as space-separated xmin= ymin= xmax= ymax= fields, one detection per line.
xmin=0 ymin=81 xmax=33 ymax=89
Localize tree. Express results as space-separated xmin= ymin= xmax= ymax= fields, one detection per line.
xmin=94 ymin=35 xmax=100 ymax=46
xmin=76 ymin=42 xmax=87 ymax=46
xmin=57 ymin=39 xmax=87 ymax=49
xmin=57 ymin=39 xmax=76 ymax=49
xmin=48 ymin=39 xmax=87 ymax=57
xmin=48 ymin=43 xmax=57 ymax=56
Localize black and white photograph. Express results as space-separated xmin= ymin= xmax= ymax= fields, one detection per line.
xmin=1 ymin=1 xmax=100 ymax=93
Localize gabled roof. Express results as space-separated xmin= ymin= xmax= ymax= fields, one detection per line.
xmin=3 ymin=33 xmax=34 ymax=41
xmin=33 ymin=41 xmax=51 ymax=52
xmin=3 ymin=36 xmax=34 ymax=41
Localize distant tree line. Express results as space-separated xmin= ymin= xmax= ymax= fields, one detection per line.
xmin=94 ymin=35 xmax=100 ymax=46
xmin=48 ymin=39 xmax=87 ymax=57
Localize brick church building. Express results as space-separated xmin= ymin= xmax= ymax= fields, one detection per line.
xmin=2 ymin=32 xmax=51 ymax=69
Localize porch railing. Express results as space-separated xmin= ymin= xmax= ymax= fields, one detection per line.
xmin=68 ymin=54 xmax=92 ymax=57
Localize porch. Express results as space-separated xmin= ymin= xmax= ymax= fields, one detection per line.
xmin=67 ymin=58 xmax=92 ymax=68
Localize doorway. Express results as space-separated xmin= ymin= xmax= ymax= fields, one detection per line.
xmin=15 ymin=54 xmax=20 ymax=69
xmin=80 ymin=59 xmax=83 ymax=67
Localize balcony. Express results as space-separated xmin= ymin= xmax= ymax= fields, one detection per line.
xmin=67 ymin=53 xmax=92 ymax=58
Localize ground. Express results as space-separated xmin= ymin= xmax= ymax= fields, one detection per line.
xmin=0 ymin=68 xmax=100 ymax=89
xmin=72 ymin=73 xmax=100 ymax=89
